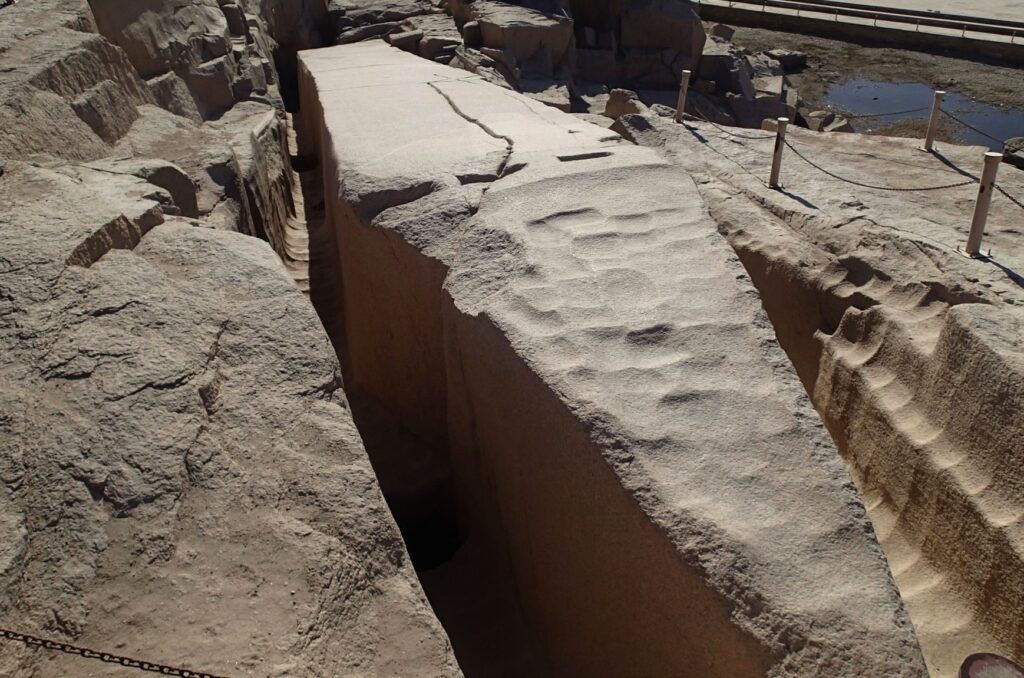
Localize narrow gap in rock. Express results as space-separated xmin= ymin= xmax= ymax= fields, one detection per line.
xmin=274 ymin=50 xmax=301 ymax=113
xmin=278 ymin=49 xmax=552 ymax=677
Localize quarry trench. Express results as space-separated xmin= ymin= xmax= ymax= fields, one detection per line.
xmin=268 ymin=24 xmax=1015 ymax=677
xmin=285 ymin=102 xmax=774 ymax=677
xmin=282 ymin=66 xmax=544 ymax=674
xmin=696 ymin=176 xmax=1024 ymax=673
xmin=275 ymin=38 xmax=859 ymax=674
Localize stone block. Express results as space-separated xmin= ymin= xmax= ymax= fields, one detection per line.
xmin=707 ymin=23 xmax=735 ymax=41
xmin=766 ymin=48 xmax=808 ymax=72
xmin=388 ymin=28 xmax=424 ymax=52
xmin=463 ymin=20 xmax=482 ymax=47
xmin=825 ymin=116 xmax=854 ymax=133
xmin=603 ymin=88 xmax=644 ymax=118
xmin=221 ymin=2 xmax=246 ymax=36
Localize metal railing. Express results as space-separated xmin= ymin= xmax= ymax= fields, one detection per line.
xmin=695 ymin=0 xmax=1024 ymax=42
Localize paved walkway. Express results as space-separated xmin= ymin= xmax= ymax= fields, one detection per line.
xmin=844 ymin=0 xmax=1022 ymax=22
xmin=698 ymin=0 xmax=1023 ymax=45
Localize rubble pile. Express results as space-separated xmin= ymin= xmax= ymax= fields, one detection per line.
xmin=326 ymin=0 xmax=833 ymax=130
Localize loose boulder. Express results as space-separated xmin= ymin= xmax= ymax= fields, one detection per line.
xmin=765 ymin=47 xmax=807 ymax=71
xmin=603 ymin=87 xmax=644 ymax=118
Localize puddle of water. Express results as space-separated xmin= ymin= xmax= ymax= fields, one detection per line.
xmin=826 ymin=78 xmax=1024 ymax=150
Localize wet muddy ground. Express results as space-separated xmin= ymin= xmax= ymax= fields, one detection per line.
xmin=729 ymin=25 xmax=1024 ymax=147
xmin=826 ymin=78 xmax=1024 ymax=150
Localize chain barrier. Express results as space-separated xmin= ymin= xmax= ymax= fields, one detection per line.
xmin=939 ymin=109 xmax=1009 ymax=147
xmin=783 ymin=140 xmax=978 ymax=192
xmin=0 ymin=627 xmax=230 ymax=678
xmin=995 ymin=183 xmax=1024 ymax=211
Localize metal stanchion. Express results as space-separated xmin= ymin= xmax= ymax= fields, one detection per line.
xmin=674 ymin=70 xmax=692 ymax=123
xmin=769 ymin=117 xmax=789 ymax=188
xmin=922 ymin=90 xmax=945 ymax=152
xmin=964 ymin=152 xmax=1003 ymax=257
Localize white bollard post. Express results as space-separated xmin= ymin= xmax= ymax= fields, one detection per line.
xmin=674 ymin=69 xmax=692 ymax=123
xmin=769 ymin=117 xmax=789 ymax=189
xmin=965 ymin=152 xmax=1003 ymax=257
xmin=922 ymin=90 xmax=946 ymax=152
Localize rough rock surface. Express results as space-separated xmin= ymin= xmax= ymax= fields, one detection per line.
xmin=0 ymin=0 xmax=311 ymax=282
xmin=694 ymin=36 xmax=800 ymax=128
xmin=1006 ymin=136 xmax=1024 ymax=171
xmin=300 ymin=41 xmax=927 ymax=677
xmin=448 ymin=0 xmax=574 ymax=73
xmin=0 ymin=159 xmax=457 ymax=676
xmin=88 ymin=0 xmax=285 ymax=120
xmin=0 ymin=1 xmax=459 ymax=675
xmin=602 ymin=88 xmax=645 ymax=118
xmin=618 ymin=109 xmax=1024 ymax=675
xmin=5 ymin=0 xmax=1018 ymax=675
xmin=0 ymin=0 xmax=150 ymax=161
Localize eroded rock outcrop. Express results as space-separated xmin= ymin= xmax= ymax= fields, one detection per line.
xmin=0 ymin=158 xmax=458 ymax=676
xmin=88 ymin=0 xmax=284 ymax=119
xmin=299 ymin=40 xmax=928 ymax=677
xmin=0 ymin=2 xmax=459 ymax=675
xmin=0 ymin=1 xmax=150 ymax=161
xmin=0 ymin=0 xmax=322 ymax=283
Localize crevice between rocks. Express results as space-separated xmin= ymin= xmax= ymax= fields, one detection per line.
xmin=698 ymin=175 xmax=1024 ymax=666
xmin=293 ymin=59 xmax=779 ymax=677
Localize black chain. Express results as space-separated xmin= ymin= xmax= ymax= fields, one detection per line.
xmin=0 ymin=627 xmax=230 ymax=678
xmin=995 ymin=183 xmax=1024 ymax=211
xmin=783 ymin=140 xmax=977 ymax=192
xmin=939 ymin=109 xmax=1008 ymax=146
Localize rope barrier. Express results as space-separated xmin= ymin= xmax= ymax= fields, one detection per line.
xmin=679 ymin=92 xmax=1024 ymax=215
xmin=939 ymin=109 xmax=1009 ymax=147
xmin=783 ymin=140 xmax=978 ymax=191
xmin=0 ymin=627 xmax=230 ymax=678
xmin=841 ymin=106 xmax=930 ymax=119
xmin=691 ymin=110 xmax=776 ymax=141
xmin=678 ymin=116 xmax=772 ymax=183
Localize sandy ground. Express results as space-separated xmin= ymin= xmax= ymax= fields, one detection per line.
xmin=731 ymin=26 xmax=1024 ymax=111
